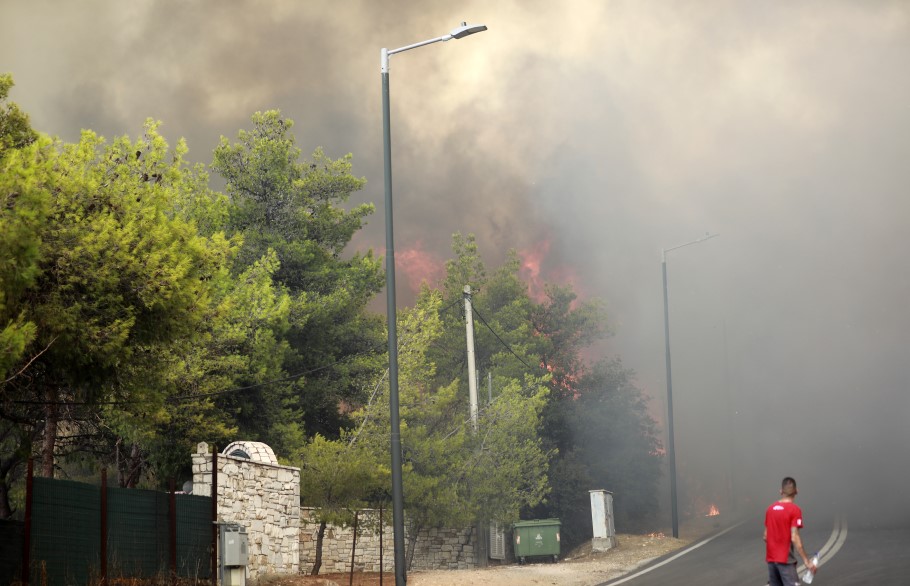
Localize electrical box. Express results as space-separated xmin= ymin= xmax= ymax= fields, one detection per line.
xmin=223 ymin=524 xmax=248 ymax=567
xmin=589 ymin=489 xmax=617 ymax=551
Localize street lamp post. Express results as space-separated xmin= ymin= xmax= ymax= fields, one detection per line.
xmin=661 ymin=232 xmax=718 ymax=538
xmin=381 ymin=22 xmax=487 ymax=585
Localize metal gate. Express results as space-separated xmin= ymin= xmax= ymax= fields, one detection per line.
xmin=489 ymin=521 xmax=505 ymax=560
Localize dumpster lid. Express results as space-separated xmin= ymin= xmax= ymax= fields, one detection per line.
xmin=512 ymin=518 xmax=561 ymax=528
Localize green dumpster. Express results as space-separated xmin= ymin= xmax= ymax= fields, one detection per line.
xmin=512 ymin=518 xmax=561 ymax=564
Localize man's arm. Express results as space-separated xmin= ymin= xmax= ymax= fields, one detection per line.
xmin=791 ymin=527 xmax=817 ymax=571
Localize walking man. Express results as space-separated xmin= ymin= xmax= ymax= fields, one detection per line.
xmin=764 ymin=476 xmax=816 ymax=586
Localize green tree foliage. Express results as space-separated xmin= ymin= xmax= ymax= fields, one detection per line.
xmin=1 ymin=79 xmax=663 ymax=547
xmin=298 ymin=433 xmax=388 ymax=575
xmin=33 ymin=121 xmax=229 ymax=388
xmin=427 ymin=233 xmax=662 ymax=547
xmin=345 ymin=290 xmax=550 ymax=568
xmin=0 ymin=116 xmax=233 ymax=495
xmin=0 ymin=74 xmax=37 ymax=156
xmin=1 ymin=77 xmax=52 ymax=515
xmin=430 ymin=235 xmax=539 ymax=399
xmin=2 ymin=101 xmax=388 ymax=506
xmin=212 ymin=111 xmax=386 ymax=442
xmin=0 ymin=74 xmax=44 ymax=382
xmin=526 ymin=286 xmax=663 ymax=545
xmin=462 ymin=375 xmax=551 ymax=525
xmin=545 ymin=359 xmax=663 ymax=546
xmin=104 ymin=248 xmax=297 ymax=485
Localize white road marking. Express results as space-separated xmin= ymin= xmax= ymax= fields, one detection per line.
xmin=602 ymin=520 xmax=748 ymax=585
xmin=601 ymin=515 xmax=847 ymax=585
xmin=798 ymin=515 xmax=848 ymax=573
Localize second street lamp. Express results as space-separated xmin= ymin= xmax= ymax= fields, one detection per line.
xmin=661 ymin=232 xmax=718 ymax=538
xmin=381 ymin=21 xmax=487 ymax=586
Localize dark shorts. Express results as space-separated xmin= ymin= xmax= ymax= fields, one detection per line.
xmin=767 ymin=561 xmax=799 ymax=586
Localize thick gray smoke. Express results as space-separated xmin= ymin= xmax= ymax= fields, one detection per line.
xmin=3 ymin=0 xmax=908 ymax=527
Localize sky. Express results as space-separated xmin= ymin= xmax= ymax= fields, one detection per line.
xmin=3 ymin=0 xmax=909 ymax=526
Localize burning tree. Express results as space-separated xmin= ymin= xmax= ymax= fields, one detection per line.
xmin=424 ymin=234 xmax=663 ymax=549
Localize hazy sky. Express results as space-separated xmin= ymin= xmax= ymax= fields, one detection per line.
xmin=3 ymin=0 xmax=908 ymax=521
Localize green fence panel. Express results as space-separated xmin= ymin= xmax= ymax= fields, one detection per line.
xmin=107 ymin=486 xmax=168 ymax=578
xmin=27 ymin=477 xmax=213 ymax=584
xmin=0 ymin=519 xmax=24 ymax=585
xmin=31 ymin=477 xmax=101 ymax=585
xmin=176 ymin=494 xmax=213 ymax=579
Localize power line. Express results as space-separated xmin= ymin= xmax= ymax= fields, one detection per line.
xmin=440 ymin=378 xmax=545 ymax=441
xmin=12 ymin=298 xmax=531 ymax=408
xmin=438 ymin=296 xmax=463 ymax=317
xmin=472 ymin=307 xmax=535 ymax=371
xmin=12 ymin=348 xmax=380 ymax=407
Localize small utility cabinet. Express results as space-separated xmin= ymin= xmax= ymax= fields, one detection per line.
xmin=218 ymin=522 xmax=248 ymax=586
xmin=512 ymin=518 xmax=561 ymax=564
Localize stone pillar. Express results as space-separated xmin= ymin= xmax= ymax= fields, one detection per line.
xmin=191 ymin=442 xmax=213 ymax=497
xmin=192 ymin=441 xmax=300 ymax=581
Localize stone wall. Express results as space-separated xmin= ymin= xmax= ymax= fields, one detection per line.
xmin=407 ymin=525 xmax=476 ymax=570
xmin=299 ymin=508 xmax=477 ymax=573
xmin=192 ymin=442 xmax=301 ymax=581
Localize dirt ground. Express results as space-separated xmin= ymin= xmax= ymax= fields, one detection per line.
xmin=260 ymin=515 xmax=729 ymax=586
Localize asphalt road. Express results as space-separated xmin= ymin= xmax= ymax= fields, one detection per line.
xmin=597 ymin=508 xmax=910 ymax=585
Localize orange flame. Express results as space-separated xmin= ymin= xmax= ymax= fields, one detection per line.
xmin=518 ymin=239 xmax=585 ymax=305
xmin=395 ymin=243 xmax=445 ymax=292
xmin=518 ymin=240 xmax=549 ymax=302
xmin=707 ymin=504 xmax=720 ymax=517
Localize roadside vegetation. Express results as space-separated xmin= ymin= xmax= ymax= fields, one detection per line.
xmin=0 ymin=73 xmax=662 ymax=572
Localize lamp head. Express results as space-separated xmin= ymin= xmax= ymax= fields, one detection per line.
xmin=450 ymin=22 xmax=488 ymax=39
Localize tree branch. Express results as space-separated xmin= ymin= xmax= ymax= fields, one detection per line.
xmin=2 ymin=336 xmax=58 ymax=385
